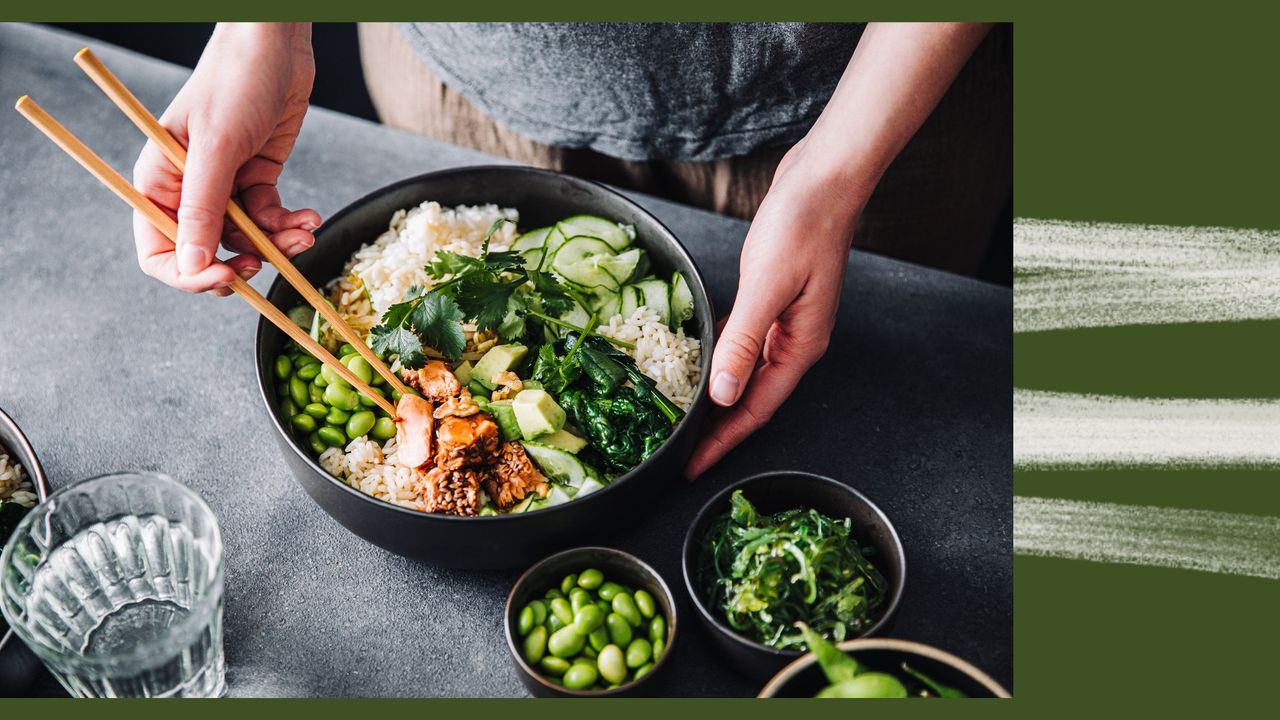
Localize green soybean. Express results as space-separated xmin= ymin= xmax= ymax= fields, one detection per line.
xmin=544 ymin=588 xmax=563 ymax=600
xmin=317 ymin=426 xmax=346 ymax=447
xmin=573 ymin=605 xmax=604 ymax=635
xmin=577 ymin=568 xmax=604 ymax=590
xmin=522 ymin=626 xmax=547 ymax=664
xmin=580 ymin=644 xmax=597 ymax=659
xmin=598 ymin=582 xmax=624 ymax=601
xmin=547 ymin=614 xmax=565 ymax=633
xmin=346 ymin=411 xmax=376 ymax=439
xmin=343 ymin=354 xmax=374 ymax=385
xmin=314 ymin=372 xmax=329 ymax=388
xmin=549 ymin=598 xmax=574 ymax=626
xmin=560 ymin=574 xmax=579 ymax=595
xmin=325 ymin=383 xmax=359 ymax=411
xmin=547 ymin=626 xmax=585 ymax=658
xmin=320 ymin=363 xmax=350 ymax=389
xmin=296 ymin=362 xmax=321 ymax=381
xmin=562 ymin=661 xmax=597 ymax=690
xmin=275 ymin=355 xmax=292 ymax=380
xmin=339 ymin=343 xmax=358 ymax=357
xmin=371 ymin=417 xmax=397 ymax=441
xmin=595 ymin=600 xmax=610 ymax=616
xmin=528 ymin=600 xmax=548 ymax=626
xmin=289 ymin=377 xmax=309 ymax=408
xmin=538 ymin=656 xmax=570 ymax=676
xmin=649 ymin=615 xmax=667 ymax=644
xmin=359 ymin=386 xmax=386 ymax=407
xmin=297 ymin=355 xmax=321 ymax=368
xmin=596 ymin=644 xmax=626 ymax=685
xmin=280 ymin=399 xmax=298 ymax=420
xmin=291 ymin=414 xmax=317 ymax=433
xmin=588 ymin=626 xmax=609 ymax=652
xmin=308 ymin=432 xmax=327 ymax=455
xmin=612 ymin=592 xmax=643 ymax=627
xmin=371 ymin=369 xmax=386 ymax=387
xmin=633 ymin=663 xmax=655 ymax=680
xmin=634 ymin=590 xmax=656 ymax=619
xmin=605 ymin=613 xmax=632 ymax=647
xmin=652 ymin=636 xmax=665 ymax=661
xmin=304 ymin=403 xmax=328 ymax=419
xmin=308 ymin=384 xmax=325 ymax=404
xmin=625 ymin=638 xmax=651 ymax=668
xmin=325 ymin=407 xmax=351 ymax=426
xmin=569 ymin=588 xmax=592 ymax=613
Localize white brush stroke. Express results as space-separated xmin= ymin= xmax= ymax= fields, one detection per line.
xmin=1014 ymin=496 xmax=1280 ymax=580
xmin=1014 ymin=389 xmax=1280 ymax=468
xmin=1014 ymin=218 xmax=1280 ymax=333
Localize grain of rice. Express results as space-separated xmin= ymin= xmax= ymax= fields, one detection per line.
xmin=0 ymin=448 xmax=36 ymax=508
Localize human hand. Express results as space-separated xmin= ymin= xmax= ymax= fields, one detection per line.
xmin=132 ymin=23 xmax=318 ymax=296
xmin=685 ymin=141 xmax=867 ymax=478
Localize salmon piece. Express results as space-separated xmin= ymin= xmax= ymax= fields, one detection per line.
xmin=418 ymin=466 xmax=485 ymax=516
xmin=484 ymin=441 xmax=549 ymax=509
xmin=401 ymin=361 xmax=462 ymax=404
xmin=394 ymin=394 xmax=435 ymax=469
xmin=434 ymin=414 xmax=500 ymax=471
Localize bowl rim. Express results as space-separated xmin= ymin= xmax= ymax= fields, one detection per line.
xmin=680 ymin=470 xmax=907 ymax=659
xmin=0 ymin=405 xmax=52 ymax=657
xmin=503 ymin=545 xmax=678 ymax=697
xmin=757 ymin=637 xmax=1011 ymax=698
xmin=253 ymin=165 xmax=715 ymax=524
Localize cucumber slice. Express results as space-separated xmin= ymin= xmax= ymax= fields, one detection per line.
xmin=601 ymin=248 xmax=644 ymax=287
xmin=522 ymin=442 xmax=600 ymax=488
xmin=632 ymin=278 xmax=671 ymax=326
xmin=510 ymin=494 xmax=537 ymax=514
xmin=559 ymin=299 xmax=592 ymax=332
xmin=557 ymin=215 xmax=633 ymax=251
xmin=619 ymin=285 xmax=644 ymax=320
xmin=581 ymin=286 xmax=622 ymax=319
xmin=544 ymin=485 xmax=574 ymax=506
xmin=544 ymin=225 xmax=568 ymax=259
xmin=670 ymin=271 xmax=694 ymax=328
xmin=287 ymin=305 xmax=314 ymax=330
xmin=512 ymin=227 xmax=551 ymax=252
xmin=575 ymin=477 xmax=606 ymax=498
xmin=551 ymin=236 xmax=619 ymax=288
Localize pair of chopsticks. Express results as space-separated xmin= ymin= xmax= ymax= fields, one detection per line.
xmin=16 ymin=48 xmax=411 ymax=418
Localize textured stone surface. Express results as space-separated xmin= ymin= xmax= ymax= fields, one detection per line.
xmin=0 ymin=24 xmax=1011 ymax=697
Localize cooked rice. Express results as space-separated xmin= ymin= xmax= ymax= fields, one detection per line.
xmin=316 ymin=202 xmax=702 ymax=510
xmin=0 ymin=448 xmax=36 ymax=508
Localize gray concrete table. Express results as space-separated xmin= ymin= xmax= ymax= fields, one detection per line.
xmin=0 ymin=23 xmax=1011 ymax=697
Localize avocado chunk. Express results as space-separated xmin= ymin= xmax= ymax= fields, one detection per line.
xmin=512 ymin=388 xmax=566 ymax=440
xmin=487 ymin=400 xmax=522 ymax=441
xmin=540 ymin=429 xmax=588 ymax=454
xmin=472 ymin=344 xmax=528 ymax=388
xmin=453 ymin=360 xmax=474 ymax=386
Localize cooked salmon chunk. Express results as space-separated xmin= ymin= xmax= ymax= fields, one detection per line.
xmin=484 ymin=441 xmax=549 ymax=509
xmin=418 ymin=466 xmax=485 ymax=516
xmin=394 ymin=394 xmax=435 ymax=469
xmin=434 ymin=414 xmax=501 ymax=471
xmin=401 ymin=361 xmax=463 ymax=403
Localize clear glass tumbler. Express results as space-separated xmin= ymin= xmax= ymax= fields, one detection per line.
xmin=0 ymin=472 xmax=224 ymax=697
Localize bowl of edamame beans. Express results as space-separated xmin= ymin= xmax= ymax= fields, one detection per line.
xmin=505 ymin=546 xmax=677 ymax=697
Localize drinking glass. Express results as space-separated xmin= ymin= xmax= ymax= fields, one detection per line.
xmin=0 ymin=472 xmax=224 ymax=697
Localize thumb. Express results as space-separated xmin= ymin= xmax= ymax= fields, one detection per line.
xmin=175 ymin=135 xmax=238 ymax=276
xmin=709 ymin=282 xmax=792 ymax=407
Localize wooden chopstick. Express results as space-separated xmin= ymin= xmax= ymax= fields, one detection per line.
xmin=73 ymin=48 xmax=413 ymax=398
xmin=14 ymin=95 xmax=398 ymax=418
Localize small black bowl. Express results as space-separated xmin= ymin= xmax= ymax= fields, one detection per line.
xmin=504 ymin=547 xmax=678 ymax=697
xmin=0 ymin=406 xmax=51 ymax=697
xmin=758 ymin=638 xmax=1010 ymax=698
xmin=681 ymin=471 xmax=906 ymax=681
xmin=254 ymin=166 xmax=714 ymax=568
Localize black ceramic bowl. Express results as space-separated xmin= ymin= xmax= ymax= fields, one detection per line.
xmin=681 ymin=471 xmax=906 ymax=681
xmin=758 ymin=637 xmax=1010 ymax=698
xmin=504 ymin=547 xmax=678 ymax=697
xmin=0 ymin=407 xmax=51 ymax=696
xmin=254 ymin=166 xmax=713 ymax=568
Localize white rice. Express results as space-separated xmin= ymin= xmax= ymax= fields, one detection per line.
xmin=319 ymin=202 xmax=702 ymax=510
xmin=0 ymin=448 xmax=36 ymax=508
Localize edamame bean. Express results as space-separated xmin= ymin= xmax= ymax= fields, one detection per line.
xmin=581 ymin=644 xmax=597 ymax=659
xmin=275 ymin=355 xmax=292 ymax=380
xmin=296 ymin=363 xmax=321 ymax=382
xmin=289 ymin=377 xmax=309 ymax=408
xmin=577 ymin=568 xmax=604 ymax=590
xmin=325 ymin=383 xmax=359 ymax=411
xmin=560 ymin=574 xmax=579 ymax=595
xmin=569 ymin=588 xmax=592 ymax=613
xmin=539 ymin=656 xmax=570 ymax=676
xmin=320 ymin=363 xmax=350 ymax=389
xmin=544 ymin=588 xmax=563 ymax=600
xmin=598 ymin=582 xmax=624 ymax=601
xmin=359 ymin=386 xmax=385 ymax=407
xmin=391 ymin=389 xmax=403 ymax=403
xmin=303 ymin=403 xmax=328 ymax=419
xmin=595 ymin=600 xmax=610 ymax=616
xmin=605 ymin=613 xmax=632 ymax=647
xmin=625 ymin=638 xmax=651 ymax=668
xmin=309 ymin=384 xmax=325 ymax=404
xmin=596 ymin=644 xmax=626 ymax=685
xmin=346 ymin=411 xmax=376 ymax=439
xmin=547 ymin=626 xmax=585 ymax=658
xmin=297 ymin=355 xmax=320 ymax=367
xmin=652 ymin=636 xmax=665 ymax=661
xmin=277 ymin=381 xmax=289 ymax=398
xmin=314 ymin=372 xmax=329 ymax=388
xmin=547 ymin=614 xmax=565 ymax=633
xmin=549 ymin=597 xmax=574 ymax=626
xmin=371 ymin=417 xmax=397 ymax=441
xmin=612 ymin=592 xmax=643 ymax=627
xmin=325 ymin=407 xmax=351 ymax=426
xmin=528 ymin=600 xmax=548 ymax=626
xmin=308 ymin=432 xmax=327 ymax=455
xmin=522 ymin=626 xmax=547 ymax=664
xmin=291 ymin=414 xmax=317 ymax=433
xmin=280 ymin=399 xmax=298 ymax=420
xmin=517 ymin=605 xmax=535 ymax=636
xmin=573 ymin=605 xmax=604 ymax=635
xmin=588 ymin=626 xmax=609 ymax=652
xmin=633 ymin=662 xmax=655 ymax=680
xmin=562 ymin=661 xmax=597 ymax=690
xmin=649 ymin=615 xmax=667 ymax=645
xmin=339 ymin=343 xmax=358 ymax=357
xmin=634 ymin=590 xmax=656 ymax=619
xmin=371 ymin=369 xmax=386 ymax=387
xmin=317 ymin=426 xmax=347 ymax=447
xmin=342 ymin=354 xmax=374 ymax=385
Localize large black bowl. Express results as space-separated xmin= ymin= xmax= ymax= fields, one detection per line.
xmin=255 ymin=166 xmax=713 ymax=568
xmin=0 ymin=406 xmax=51 ymax=696
xmin=682 ymin=471 xmax=906 ymax=681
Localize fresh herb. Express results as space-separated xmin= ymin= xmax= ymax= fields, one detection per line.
xmin=370 ymin=286 xmax=466 ymax=367
xmin=697 ymin=490 xmax=887 ymax=651
xmin=797 ymin=623 xmax=966 ymax=699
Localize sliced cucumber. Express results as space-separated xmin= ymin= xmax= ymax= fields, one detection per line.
xmin=559 ymin=299 xmax=592 ymax=333
xmin=543 ymin=485 xmax=574 ymax=506
xmin=543 ymin=225 xmax=569 ymax=259
xmin=552 ymin=236 xmax=619 ymax=288
xmin=575 ymin=477 xmax=606 ymax=498
xmin=509 ymin=494 xmax=537 ymax=514
xmin=670 ymin=271 xmax=694 ymax=328
xmin=632 ymin=278 xmax=671 ymax=326
xmin=581 ymin=286 xmax=622 ymax=319
xmin=557 ymin=215 xmax=633 ymax=251
xmin=600 ymin=248 xmax=644 ymax=287
xmin=287 ymin=305 xmax=314 ymax=330
xmin=522 ymin=442 xmax=599 ymax=488
xmin=619 ymin=285 xmax=644 ymax=320
xmin=512 ymin=226 xmax=552 ymax=252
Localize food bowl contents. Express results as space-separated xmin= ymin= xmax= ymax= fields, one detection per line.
xmin=0 ymin=445 xmax=36 ymax=539
xmin=696 ymin=490 xmax=888 ymax=650
xmin=797 ymin=624 xmax=965 ymax=698
xmin=273 ymin=202 xmax=702 ymax=517
xmin=514 ymin=567 xmax=669 ymax=691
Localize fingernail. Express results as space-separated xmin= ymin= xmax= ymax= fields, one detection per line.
xmin=710 ymin=371 xmax=740 ymax=406
xmin=214 ymin=280 xmax=232 ymax=289
xmin=177 ymin=243 xmax=209 ymax=275
xmin=300 ymin=221 xmax=318 ymax=232
xmin=285 ymin=240 xmax=312 ymax=258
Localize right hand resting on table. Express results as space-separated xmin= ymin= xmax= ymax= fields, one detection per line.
xmin=132 ymin=22 xmax=319 ymax=296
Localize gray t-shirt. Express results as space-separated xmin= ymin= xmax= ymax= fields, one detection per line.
xmin=398 ymin=23 xmax=862 ymax=162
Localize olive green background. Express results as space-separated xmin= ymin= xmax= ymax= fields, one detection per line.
xmin=6 ymin=0 xmax=1280 ymax=713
